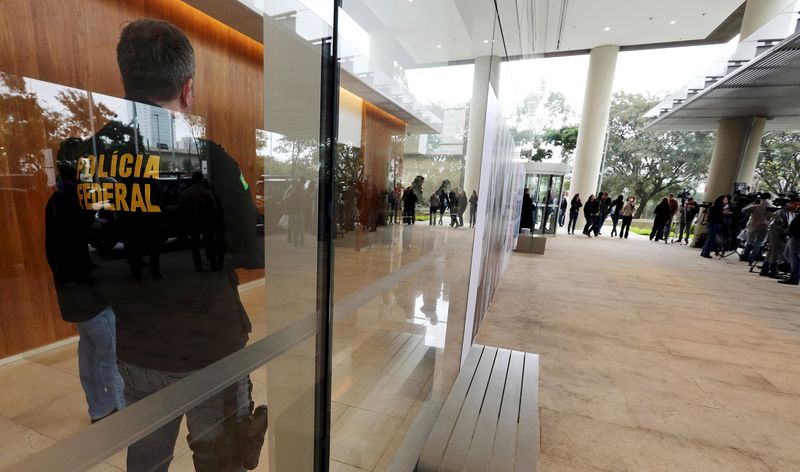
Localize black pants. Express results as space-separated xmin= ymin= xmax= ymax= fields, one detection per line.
xmin=469 ymin=208 xmax=477 ymax=227
xmin=189 ymin=228 xmax=219 ymax=270
xmin=567 ymin=211 xmax=578 ymax=233
xmin=429 ymin=206 xmax=437 ymax=225
xmin=619 ymin=215 xmax=633 ymax=239
xmin=610 ymin=214 xmax=620 ymax=236
xmin=583 ymin=215 xmax=598 ymax=235
xmin=650 ymin=220 xmax=665 ymax=241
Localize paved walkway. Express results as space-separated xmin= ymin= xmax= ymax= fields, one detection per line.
xmin=476 ymin=229 xmax=800 ymax=472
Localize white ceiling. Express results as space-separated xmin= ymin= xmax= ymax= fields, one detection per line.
xmin=344 ymin=0 xmax=745 ymax=67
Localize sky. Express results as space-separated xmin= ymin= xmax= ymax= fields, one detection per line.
xmin=407 ymin=37 xmax=740 ymax=118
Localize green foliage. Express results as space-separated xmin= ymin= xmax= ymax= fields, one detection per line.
xmin=511 ymin=81 xmax=577 ymax=162
xmin=601 ymin=92 xmax=715 ymax=217
xmin=755 ymin=132 xmax=800 ymax=195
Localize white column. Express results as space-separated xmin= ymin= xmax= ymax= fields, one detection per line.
xmin=463 ymin=55 xmax=501 ymax=195
xmin=569 ymin=45 xmax=618 ymax=225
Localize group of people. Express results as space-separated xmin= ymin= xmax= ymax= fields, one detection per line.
xmin=428 ymin=187 xmax=478 ymax=228
xmin=561 ymin=192 xmax=638 ymax=239
xmin=700 ymin=194 xmax=800 ymax=286
xmin=649 ymin=193 xmax=699 ymax=244
xmin=386 ymin=184 xmax=478 ymax=228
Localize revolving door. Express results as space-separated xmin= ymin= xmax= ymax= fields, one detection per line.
xmin=523 ymin=162 xmax=570 ymax=236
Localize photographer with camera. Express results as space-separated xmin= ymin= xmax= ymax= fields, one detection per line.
xmin=677 ymin=196 xmax=699 ymax=245
xmin=741 ymin=196 xmax=772 ymax=264
xmin=762 ymin=197 xmax=799 ymax=278
xmin=779 ymin=209 xmax=800 ymax=285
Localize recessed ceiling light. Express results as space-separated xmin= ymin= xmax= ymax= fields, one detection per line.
xmin=670 ymin=20 xmax=677 ymax=25
xmin=604 ymin=26 xmax=611 ymax=31
xmin=437 ymin=44 xmax=442 ymax=48
xmin=483 ymin=39 xmax=489 ymax=43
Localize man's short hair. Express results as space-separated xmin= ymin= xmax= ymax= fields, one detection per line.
xmin=117 ymin=19 xmax=195 ymax=103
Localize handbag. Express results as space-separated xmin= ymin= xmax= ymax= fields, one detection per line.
xmin=277 ymin=214 xmax=289 ymax=230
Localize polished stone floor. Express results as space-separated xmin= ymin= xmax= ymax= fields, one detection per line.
xmin=477 ymin=229 xmax=800 ymax=472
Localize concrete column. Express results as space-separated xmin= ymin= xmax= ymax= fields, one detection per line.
xmin=736 ymin=117 xmax=767 ymax=188
xmin=703 ymin=118 xmax=749 ymax=203
xmin=739 ymin=0 xmax=796 ymax=41
xmin=569 ymin=45 xmax=618 ymax=225
xmin=702 ymin=0 xmax=792 ymax=200
xmin=463 ymin=55 xmax=501 ymax=195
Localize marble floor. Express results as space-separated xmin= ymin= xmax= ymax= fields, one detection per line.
xmin=0 ymin=221 xmax=473 ymax=471
xmin=476 ymin=229 xmax=800 ymax=472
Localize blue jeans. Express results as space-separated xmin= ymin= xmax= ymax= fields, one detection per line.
xmin=77 ymin=306 xmax=125 ymax=420
xmin=701 ymin=223 xmax=722 ymax=257
xmin=784 ymin=238 xmax=800 ymax=281
xmin=119 ymin=362 xmax=251 ymax=472
xmin=558 ymin=209 xmax=566 ymax=226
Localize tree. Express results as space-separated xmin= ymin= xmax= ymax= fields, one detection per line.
xmin=511 ymin=81 xmax=577 ymax=162
xmin=754 ymin=132 xmax=800 ymax=195
xmin=601 ymin=92 xmax=715 ymax=218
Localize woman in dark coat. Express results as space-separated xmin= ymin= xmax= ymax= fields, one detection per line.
xmin=701 ymin=195 xmax=732 ymax=258
xmin=609 ymin=194 xmax=624 ymax=237
xmin=567 ymin=194 xmax=582 ymax=235
xmin=520 ymin=188 xmax=534 ymax=232
xmin=582 ymin=194 xmax=598 ymax=237
xmin=650 ymin=198 xmax=671 ymax=241
xmin=402 ymin=187 xmax=417 ymax=225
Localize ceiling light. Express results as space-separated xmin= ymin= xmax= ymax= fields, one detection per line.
xmin=437 ymin=44 xmax=442 ymax=48
xmin=603 ymin=26 xmax=611 ymax=31
xmin=483 ymin=39 xmax=489 ymax=43
xmin=670 ymin=20 xmax=677 ymax=25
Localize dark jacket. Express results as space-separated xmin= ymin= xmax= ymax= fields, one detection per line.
xmin=570 ymin=198 xmax=582 ymax=213
xmin=584 ymin=199 xmax=600 ymax=217
xmin=788 ymin=214 xmax=800 ymax=239
xmin=654 ymin=201 xmax=671 ymax=223
xmin=52 ymin=105 xmax=263 ymax=372
xmin=521 ymin=193 xmax=534 ymax=229
xmin=560 ymin=197 xmax=568 ymax=211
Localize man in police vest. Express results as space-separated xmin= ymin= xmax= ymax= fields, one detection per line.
xmin=66 ymin=19 xmax=265 ymax=471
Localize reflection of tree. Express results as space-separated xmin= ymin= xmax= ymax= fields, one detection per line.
xmin=337 ymin=143 xmax=362 ymax=191
xmin=0 ymin=73 xmax=118 ymax=176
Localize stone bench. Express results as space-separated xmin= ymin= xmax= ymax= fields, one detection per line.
xmin=417 ymin=345 xmax=540 ymax=471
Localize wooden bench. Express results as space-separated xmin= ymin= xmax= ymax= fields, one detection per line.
xmin=418 ymin=345 xmax=540 ymax=472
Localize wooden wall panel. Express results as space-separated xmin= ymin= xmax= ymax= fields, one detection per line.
xmin=0 ymin=0 xmax=265 ymax=356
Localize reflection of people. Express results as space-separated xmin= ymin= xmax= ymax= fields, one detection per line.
xmin=469 ymin=191 xmax=478 ymax=228
xmin=429 ymin=191 xmax=440 ymax=226
xmin=284 ymin=179 xmax=307 ymax=245
xmin=458 ymin=190 xmax=468 ymax=228
xmin=45 ymin=165 xmax=126 ymax=424
xmin=180 ymin=172 xmax=220 ymax=270
xmin=111 ymin=19 xmax=264 ymax=471
xmin=402 ymin=186 xmax=417 ymax=224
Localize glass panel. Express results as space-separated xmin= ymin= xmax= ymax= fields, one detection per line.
xmin=332 ymin=2 xmax=507 ymax=469
xmin=0 ymin=0 xmax=332 ymax=470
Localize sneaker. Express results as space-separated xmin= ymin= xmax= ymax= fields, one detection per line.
xmin=701 ymin=254 xmax=712 ymax=259
xmin=778 ymin=279 xmax=799 ymax=285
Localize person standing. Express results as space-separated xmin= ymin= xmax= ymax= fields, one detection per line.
xmin=778 ymin=213 xmax=800 ymax=285
xmin=609 ymin=194 xmax=624 ymax=237
xmin=619 ymin=195 xmax=636 ymax=239
xmin=677 ymin=197 xmax=699 ymax=244
xmin=469 ymin=190 xmax=478 ymax=228
xmin=558 ymin=193 xmax=568 ymax=227
xmin=761 ymin=197 xmax=799 ymax=278
xmin=567 ymin=194 xmax=582 ymax=235
xmin=458 ymin=190 xmax=468 ymax=227
xmin=662 ymin=194 xmax=679 ymax=243
xmin=701 ymin=195 xmax=731 ymax=258
xmin=741 ymin=197 xmax=771 ymax=263
xmin=448 ymin=188 xmax=460 ymax=227
xmin=428 ymin=191 xmax=440 ymax=226
xmin=520 ymin=188 xmax=534 ymax=232
xmin=650 ymin=198 xmax=671 ymax=241
xmin=437 ymin=188 xmax=448 ymax=225
xmin=45 ymin=165 xmax=126 ymax=424
xmin=582 ymin=194 xmax=599 ymax=237
xmin=76 ymin=19 xmax=268 ymax=471
xmin=593 ymin=192 xmax=609 ymax=236
xmin=402 ymin=186 xmax=418 ymax=224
